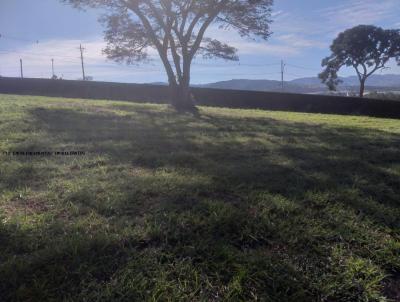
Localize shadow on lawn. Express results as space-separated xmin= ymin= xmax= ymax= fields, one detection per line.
xmin=1 ymin=105 xmax=399 ymax=301
xmin=27 ymin=106 xmax=400 ymax=228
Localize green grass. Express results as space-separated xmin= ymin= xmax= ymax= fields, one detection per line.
xmin=0 ymin=94 xmax=399 ymax=301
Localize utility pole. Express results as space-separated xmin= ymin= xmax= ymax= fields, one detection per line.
xmin=20 ymin=59 xmax=23 ymax=79
xmin=79 ymin=44 xmax=86 ymax=81
xmin=0 ymin=35 xmax=2 ymax=76
xmin=51 ymin=58 xmax=55 ymax=78
xmin=281 ymin=60 xmax=285 ymax=92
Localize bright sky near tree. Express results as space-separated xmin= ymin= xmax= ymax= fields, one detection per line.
xmin=0 ymin=0 xmax=399 ymax=83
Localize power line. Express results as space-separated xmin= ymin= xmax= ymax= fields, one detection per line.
xmin=285 ymin=72 xmax=306 ymax=78
xmin=0 ymin=34 xmax=320 ymax=78
xmin=240 ymin=62 xmax=281 ymax=67
xmin=0 ymin=49 xmax=81 ymax=61
xmin=0 ymin=33 xmax=40 ymax=44
xmin=213 ymin=72 xmax=281 ymax=76
xmin=0 ymin=42 xmax=319 ymax=80
xmin=285 ymin=63 xmax=321 ymax=71
xmin=192 ymin=62 xmax=281 ymax=67
xmin=0 ymin=48 xmax=314 ymax=77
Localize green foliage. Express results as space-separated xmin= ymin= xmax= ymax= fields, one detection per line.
xmin=62 ymin=0 xmax=273 ymax=109
xmin=0 ymin=94 xmax=400 ymax=301
xmin=319 ymin=25 xmax=400 ymax=97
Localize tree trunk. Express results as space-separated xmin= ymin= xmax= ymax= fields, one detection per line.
xmin=169 ymin=77 xmax=196 ymax=112
xmin=359 ymin=78 xmax=366 ymax=97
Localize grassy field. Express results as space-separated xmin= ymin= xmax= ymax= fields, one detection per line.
xmin=0 ymin=94 xmax=399 ymax=301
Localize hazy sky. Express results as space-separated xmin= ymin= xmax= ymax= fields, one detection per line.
xmin=0 ymin=0 xmax=400 ymax=83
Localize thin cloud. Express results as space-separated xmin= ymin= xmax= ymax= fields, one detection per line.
xmin=271 ymin=10 xmax=285 ymax=18
xmin=204 ymin=27 xmax=316 ymax=57
xmin=1 ymin=1 xmax=399 ymax=82
xmin=0 ymin=38 xmax=163 ymax=80
xmin=275 ymin=34 xmax=326 ymax=49
xmin=272 ymin=0 xmax=399 ymax=41
xmin=319 ymin=0 xmax=398 ymax=30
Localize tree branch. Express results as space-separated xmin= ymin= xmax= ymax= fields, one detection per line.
xmin=124 ymin=0 xmax=176 ymax=84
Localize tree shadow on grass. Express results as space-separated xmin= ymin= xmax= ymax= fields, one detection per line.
xmin=26 ymin=107 xmax=400 ymax=227
xmin=1 ymin=105 xmax=399 ymax=301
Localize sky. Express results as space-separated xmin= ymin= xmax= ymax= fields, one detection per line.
xmin=0 ymin=0 xmax=399 ymax=84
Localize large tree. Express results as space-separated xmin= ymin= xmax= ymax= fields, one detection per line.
xmin=319 ymin=25 xmax=400 ymax=97
xmin=62 ymin=0 xmax=273 ymax=111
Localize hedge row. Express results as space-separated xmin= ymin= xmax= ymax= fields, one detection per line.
xmin=1 ymin=77 xmax=399 ymax=118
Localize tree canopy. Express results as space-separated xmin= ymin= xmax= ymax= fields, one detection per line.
xmin=62 ymin=0 xmax=274 ymax=111
xmin=319 ymin=25 xmax=400 ymax=97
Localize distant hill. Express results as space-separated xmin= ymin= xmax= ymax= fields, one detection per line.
xmin=341 ymin=74 xmax=400 ymax=87
xmin=199 ymin=79 xmax=309 ymax=93
xmin=198 ymin=74 xmax=400 ymax=94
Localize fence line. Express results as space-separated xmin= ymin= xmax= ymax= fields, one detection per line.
xmin=0 ymin=77 xmax=399 ymax=119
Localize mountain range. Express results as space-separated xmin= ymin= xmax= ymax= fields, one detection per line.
xmin=197 ymin=74 xmax=400 ymax=94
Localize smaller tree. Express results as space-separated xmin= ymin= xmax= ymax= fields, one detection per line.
xmin=319 ymin=25 xmax=400 ymax=97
